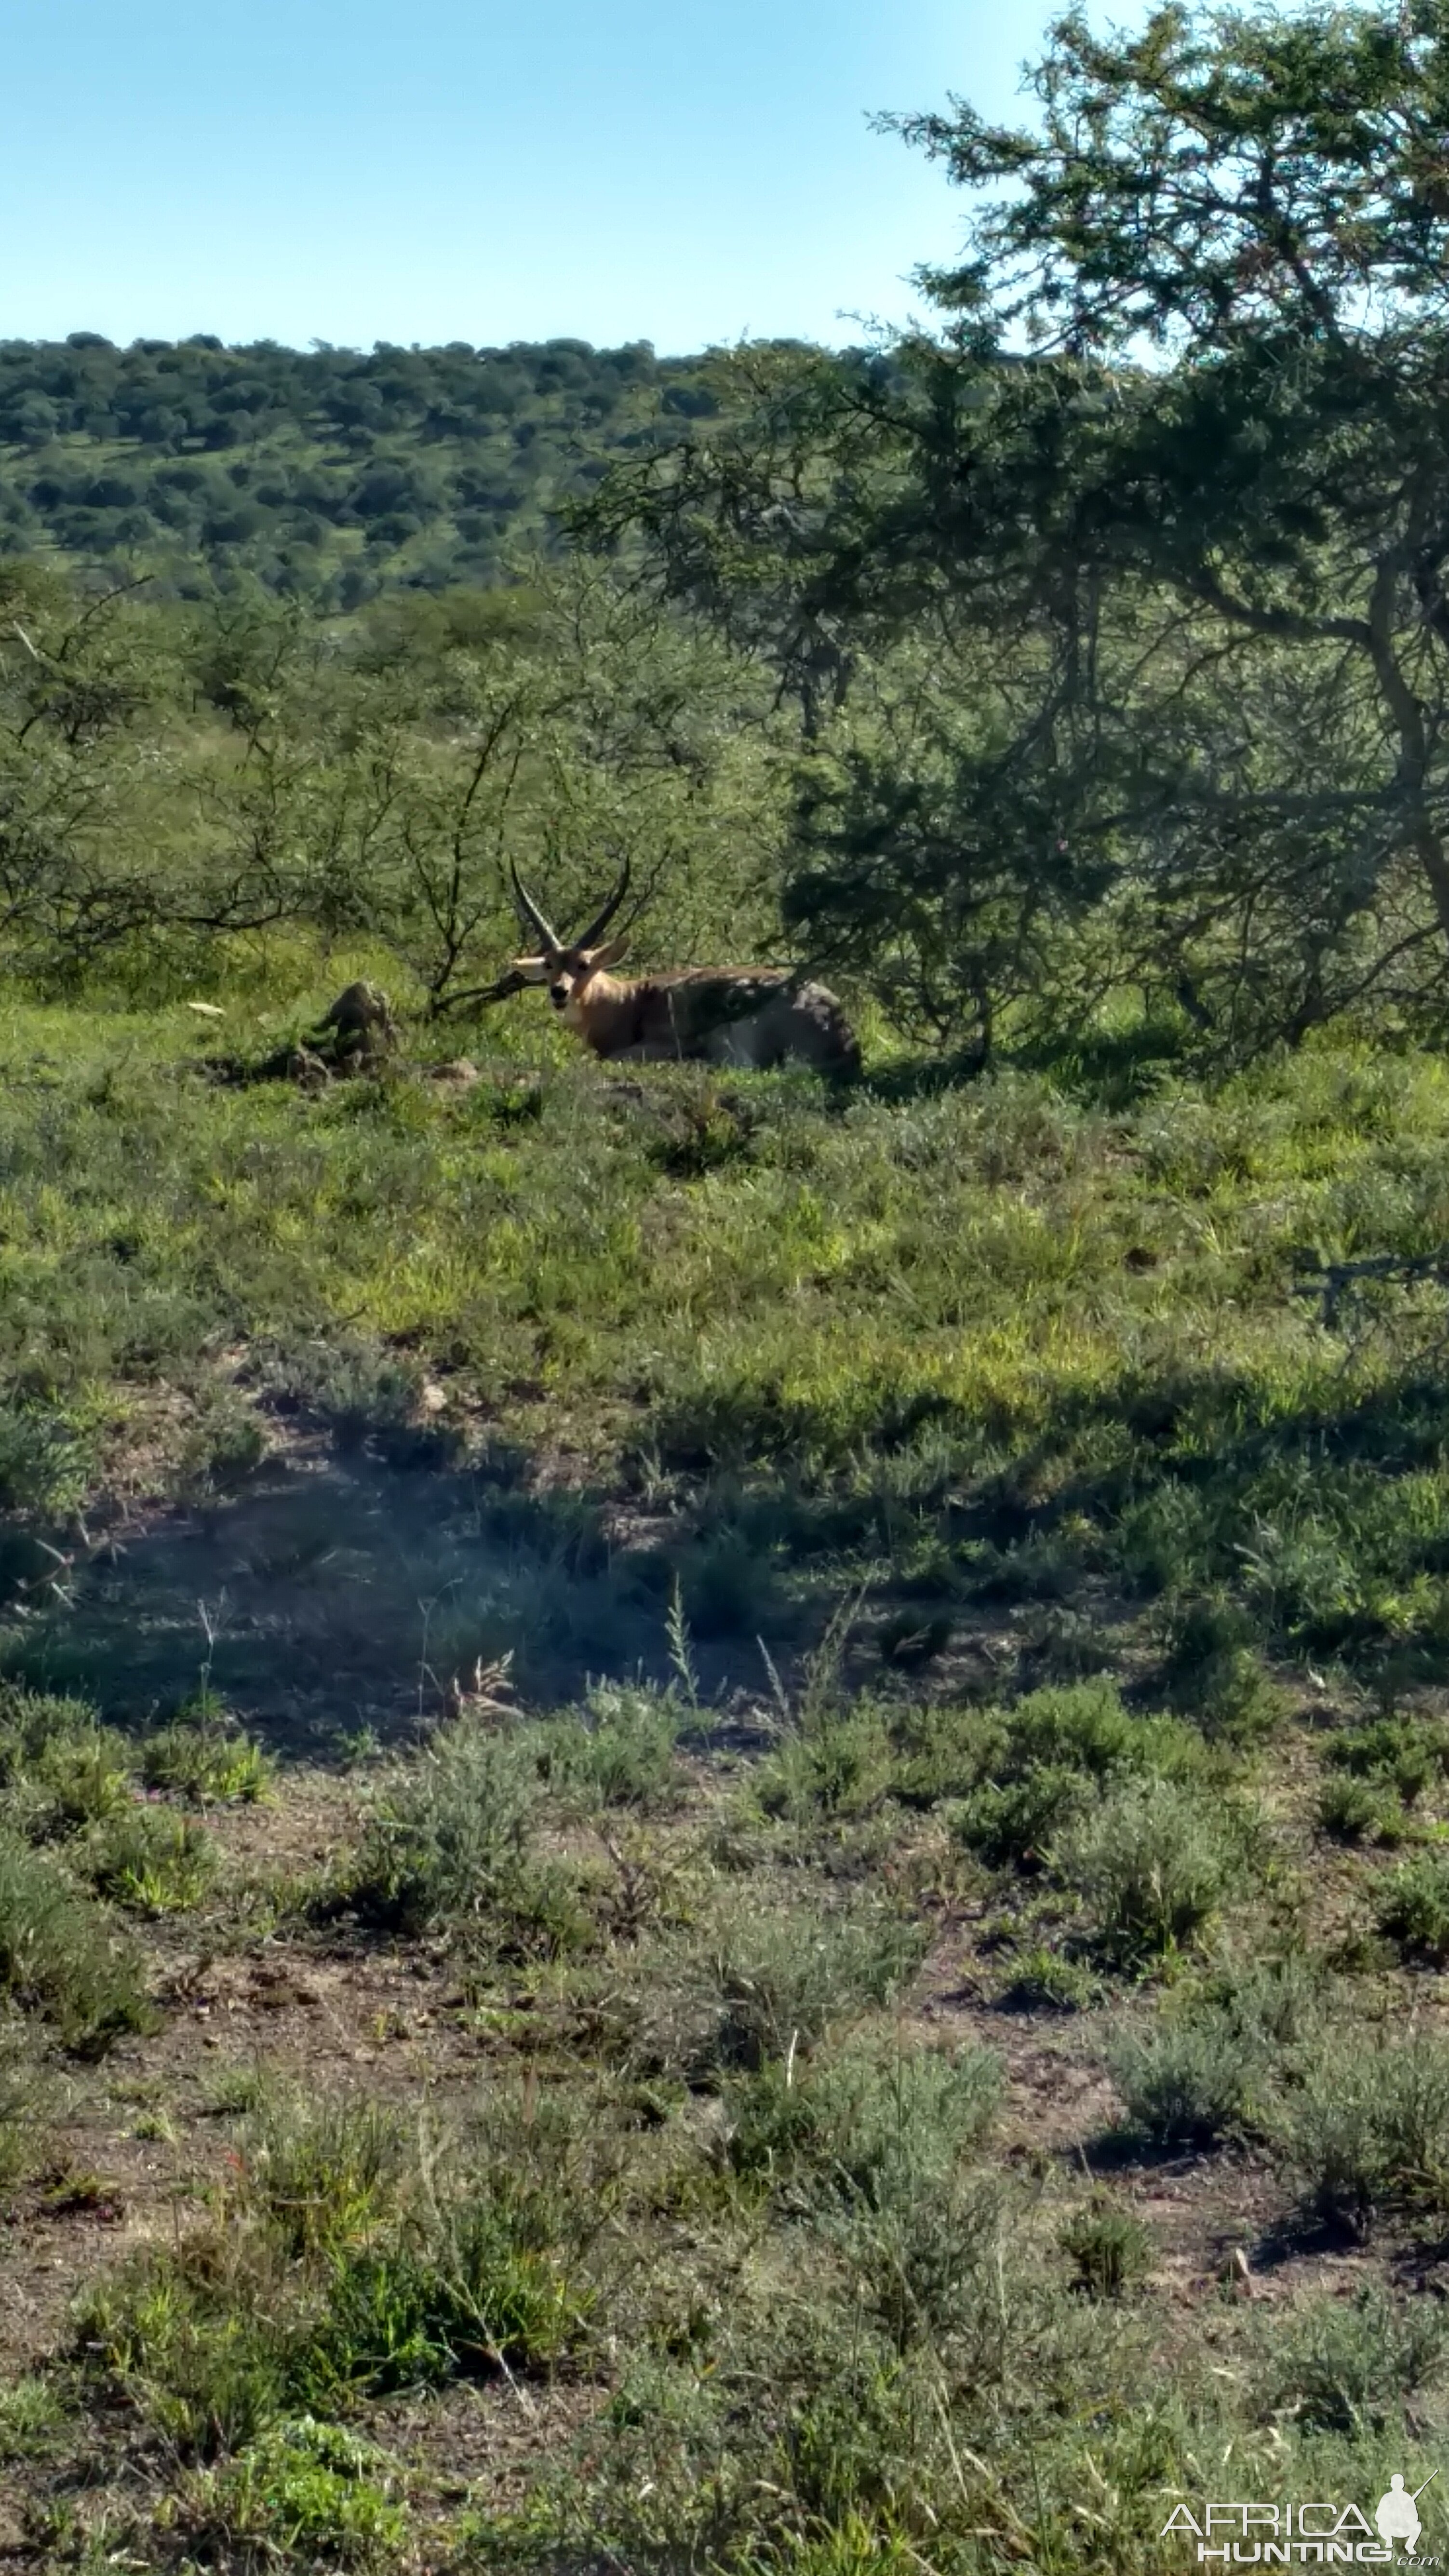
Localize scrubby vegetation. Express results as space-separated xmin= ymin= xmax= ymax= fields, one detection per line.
xmin=0 ymin=334 xmax=737 ymax=601
xmin=9 ymin=0 xmax=1449 ymax=2564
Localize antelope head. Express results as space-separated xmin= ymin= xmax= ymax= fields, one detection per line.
xmin=509 ymin=859 xmax=632 ymax=1014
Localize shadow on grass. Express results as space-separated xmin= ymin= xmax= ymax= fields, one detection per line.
xmin=0 ymin=1443 xmax=675 ymax=1758
xmin=641 ymin=1346 xmax=1449 ymax=1681
xmin=9 ymin=1294 xmax=1449 ymax=1756
xmin=858 ymin=1016 xmax=1194 ymax=1114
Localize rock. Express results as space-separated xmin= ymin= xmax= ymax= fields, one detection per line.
xmin=311 ymin=980 xmax=398 ymax=1066
xmin=286 ymin=1046 xmax=331 ymax=1095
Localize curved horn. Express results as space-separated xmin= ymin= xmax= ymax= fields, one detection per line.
xmin=509 ymin=860 xmax=563 ymax=953
xmin=572 ymin=858 xmax=632 ymax=953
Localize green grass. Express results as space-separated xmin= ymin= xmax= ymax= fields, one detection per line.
xmin=0 ymin=1830 xmax=153 ymax=2053
xmin=76 ymin=2084 xmax=601 ymax=2459
xmin=176 ymin=2415 xmax=408 ymax=2570
xmin=11 ymin=1012 xmax=1449 ymax=1710
xmin=11 ymin=1015 xmax=1449 ymax=1728
xmin=13 ymin=1015 xmax=1449 ymax=2563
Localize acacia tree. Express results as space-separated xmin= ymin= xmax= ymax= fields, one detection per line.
xmin=0 ymin=567 xmax=327 ymax=988
xmin=889 ymin=1 xmax=1449 ymax=962
xmin=586 ymin=3 xmax=1449 ymax=1056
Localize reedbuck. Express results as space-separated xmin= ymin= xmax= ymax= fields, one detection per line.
xmin=505 ymin=861 xmax=861 ymax=1075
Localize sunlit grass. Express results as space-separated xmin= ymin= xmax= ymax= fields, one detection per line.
xmin=5 ymin=998 xmax=1449 ymax=1694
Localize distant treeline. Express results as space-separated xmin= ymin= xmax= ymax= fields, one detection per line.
xmin=0 ymin=332 xmax=767 ymax=602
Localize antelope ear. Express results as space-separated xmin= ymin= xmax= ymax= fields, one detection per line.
xmin=588 ymin=938 xmax=630 ymax=968
xmin=510 ymin=955 xmax=552 ymax=984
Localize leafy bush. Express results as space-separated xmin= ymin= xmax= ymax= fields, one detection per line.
xmin=544 ymin=1683 xmax=684 ymax=1813
xmin=0 ymin=1682 xmax=105 ymax=1775
xmin=631 ymin=1896 xmax=926 ymax=2080
xmin=180 ymin=2415 xmax=406 ymax=2569
xmin=1373 ymin=1853 xmax=1449 ymax=1961
xmin=83 ymin=1806 xmax=217 ymax=1914
xmin=0 ymin=2374 xmax=71 ymax=2466
xmin=0 ymin=1831 xmax=152 ymax=2052
xmin=720 ymin=2036 xmax=1009 ymax=2354
xmin=1276 ymin=2033 xmax=1449 ymax=2232
xmin=1059 ymin=2193 xmax=1154 ymax=2299
xmin=140 ymin=1702 xmax=272 ymax=1802
xmin=722 ymin=2035 xmax=1000 ymax=2203
xmin=1258 ymin=2283 xmax=1449 ymax=2432
xmin=1054 ymin=1778 xmax=1242 ymax=1959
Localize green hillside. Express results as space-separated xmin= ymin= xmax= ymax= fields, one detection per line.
xmin=0 ymin=332 xmax=749 ymax=601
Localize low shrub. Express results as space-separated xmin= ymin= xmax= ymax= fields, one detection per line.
xmin=76 ymin=2250 xmax=289 ymax=2460
xmin=348 ymin=1718 xmax=578 ymax=1952
xmin=1054 ymin=1777 xmax=1242 ymax=1959
xmin=0 ymin=1831 xmax=153 ymax=2053
xmin=755 ymin=1703 xmax=896 ymax=1825
xmin=0 ymin=2030 xmax=41 ymax=2202
xmin=949 ymin=1681 xmax=1213 ymax=1871
xmin=1324 ymin=1717 xmax=1448 ymax=1805
xmin=722 ymin=2034 xmax=1000 ymax=2203
xmin=1160 ymin=1597 xmax=1287 ymax=1744
xmin=994 ymin=1943 xmax=1101 ymax=2012
xmin=1108 ymin=1958 xmax=1327 ymax=2146
xmin=84 ymin=1806 xmax=217 ymax=1914
xmin=140 ymin=1700 xmax=272 ymax=1802
xmin=953 ymin=1762 xmax=1086 ymax=1871
xmin=1258 ymin=2282 xmax=1449 ymax=2431
xmin=826 ymin=2168 xmax=1005 ymax=2352
xmin=301 ymin=2194 xmax=591 ymax=2401
xmin=22 ymin=1721 xmax=134 ymax=1833
xmin=0 ymin=1683 xmax=109 ymax=1782
xmin=1317 ymin=1775 xmax=1408 ymax=1845
xmin=236 ymin=2090 xmax=411 ymax=2260
xmin=179 ymin=2415 xmax=406 ymax=2570
xmin=1109 ymin=2010 xmax=1256 ymax=2146
xmin=77 ymin=2085 xmax=599 ymax=2456
xmin=1276 ymin=2033 xmax=1449 ymax=2232
xmin=1373 ymin=1853 xmax=1449 ymax=1961
xmin=631 ymin=1895 xmax=926 ymax=2080
xmin=543 ymin=1683 xmax=684 ymax=1814
xmin=1060 ymin=2193 xmax=1154 ymax=2299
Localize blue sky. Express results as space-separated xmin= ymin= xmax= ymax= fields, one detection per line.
xmin=0 ymin=0 xmax=1090 ymax=354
